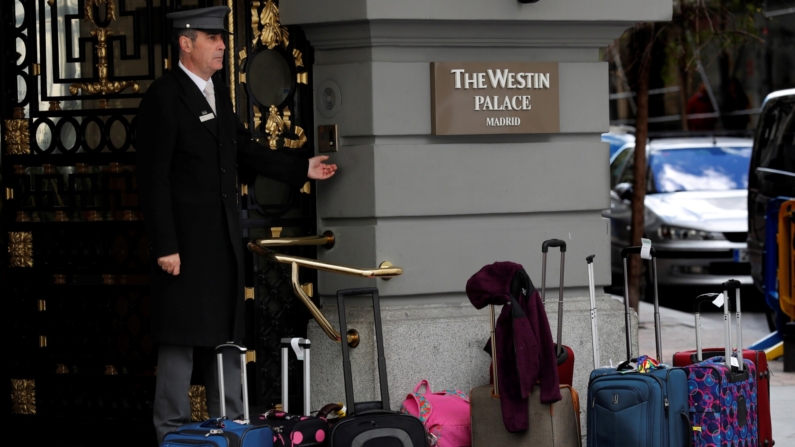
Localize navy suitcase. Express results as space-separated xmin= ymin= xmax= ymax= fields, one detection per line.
xmin=586 ymin=246 xmax=691 ymax=447
xmin=163 ymin=344 xmax=273 ymax=447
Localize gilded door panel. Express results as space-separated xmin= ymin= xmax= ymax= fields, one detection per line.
xmin=2 ymin=0 xmax=318 ymax=443
xmin=234 ymin=0 xmax=318 ymax=411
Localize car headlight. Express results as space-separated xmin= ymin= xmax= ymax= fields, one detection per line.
xmin=657 ymin=225 xmax=724 ymax=241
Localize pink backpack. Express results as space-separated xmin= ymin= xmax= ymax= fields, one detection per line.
xmin=399 ymin=380 xmax=471 ymax=447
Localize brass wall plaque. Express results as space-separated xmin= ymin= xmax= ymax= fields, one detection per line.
xmin=431 ymin=62 xmax=560 ymax=135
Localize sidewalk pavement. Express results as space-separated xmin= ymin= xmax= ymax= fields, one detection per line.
xmin=636 ymin=301 xmax=795 ymax=445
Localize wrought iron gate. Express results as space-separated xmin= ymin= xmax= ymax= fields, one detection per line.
xmin=2 ymin=1 xmax=318 ymax=444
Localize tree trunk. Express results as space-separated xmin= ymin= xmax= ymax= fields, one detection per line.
xmin=677 ymin=29 xmax=690 ymax=131
xmin=628 ymin=24 xmax=654 ymax=314
xmin=678 ymin=63 xmax=689 ymax=131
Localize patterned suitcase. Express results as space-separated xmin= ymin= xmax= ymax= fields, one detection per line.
xmin=672 ymin=284 xmax=772 ymax=447
xmin=586 ymin=246 xmax=691 ymax=447
xmin=682 ymin=281 xmax=759 ymax=447
xmin=540 ymin=239 xmax=575 ymax=386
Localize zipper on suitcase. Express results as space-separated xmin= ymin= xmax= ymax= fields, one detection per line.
xmin=164 ymin=438 xmax=221 ymax=447
xmin=179 ymin=430 xmax=240 ymax=447
xmin=163 ymin=438 xmax=219 ymax=447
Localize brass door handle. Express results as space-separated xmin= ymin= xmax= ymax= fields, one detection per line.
xmin=247 ymin=243 xmax=403 ymax=347
xmin=255 ymin=230 xmax=335 ymax=249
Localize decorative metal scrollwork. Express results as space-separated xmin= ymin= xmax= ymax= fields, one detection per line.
xmin=189 ymin=385 xmax=209 ymax=422
xmin=263 ymin=106 xmax=307 ymax=150
xmin=265 ymin=105 xmax=284 ymax=149
xmin=9 ymin=232 xmax=33 ymax=268
xmin=69 ymin=0 xmax=139 ymax=100
xmin=253 ymin=0 xmax=289 ymax=49
xmin=85 ymin=0 xmax=115 ymax=24
xmin=3 ymin=108 xmax=30 ymax=155
xmin=242 ymin=0 xmax=308 ymax=150
xmin=11 ymin=379 xmax=36 ymax=415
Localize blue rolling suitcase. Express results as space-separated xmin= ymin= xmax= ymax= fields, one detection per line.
xmin=163 ymin=343 xmax=273 ymax=447
xmin=586 ymin=246 xmax=691 ymax=447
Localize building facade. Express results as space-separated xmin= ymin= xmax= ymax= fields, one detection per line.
xmin=2 ymin=0 xmax=670 ymax=445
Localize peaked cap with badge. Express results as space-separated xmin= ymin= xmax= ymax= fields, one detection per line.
xmin=167 ymin=5 xmax=233 ymax=35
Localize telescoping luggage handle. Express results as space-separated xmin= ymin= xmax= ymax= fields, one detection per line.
xmin=215 ymin=343 xmax=250 ymax=424
xmin=723 ymin=279 xmax=745 ymax=372
xmin=489 ymin=303 xmax=500 ymax=397
xmin=281 ymin=337 xmax=311 ymax=416
xmin=691 ymin=281 xmax=745 ymax=372
xmin=621 ymin=246 xmax=662 ymax=363
xmin=541 ymin=239 xmax=567 ymax=361
xmin=336 ymin=287 xmax=390 ymax=414
xmin=586 ymin=255 xmax=600 ymax=369
xmin=692 ymin=293 xmax=718 ymax=362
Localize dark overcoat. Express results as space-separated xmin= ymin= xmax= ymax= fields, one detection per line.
xmin=135 ymin=67 xmax=308 ymax=347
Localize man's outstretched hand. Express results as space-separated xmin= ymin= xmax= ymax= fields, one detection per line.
xmin=307 ymin=155 xmax=337 ymax=180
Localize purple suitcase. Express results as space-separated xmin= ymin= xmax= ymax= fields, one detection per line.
xmin=683 ymin=280 xmax=758 ymax=447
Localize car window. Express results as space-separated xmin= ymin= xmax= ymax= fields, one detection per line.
xmin=610 ymin=146 xmax=633 ymax=187
xmin=617 ymin=148 xmax=636 ymax=186
xmin=649 ymin=146 xmax=752 ymax=193
xmin=755 ymin=97 xmax=794 ymax=173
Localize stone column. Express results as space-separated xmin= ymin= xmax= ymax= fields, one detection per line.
xmin=281 ymin=0 xmax=670 ymax=431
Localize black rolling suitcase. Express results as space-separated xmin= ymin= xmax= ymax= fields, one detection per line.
xmin=330 ymin=287 xmax=427 ymax=447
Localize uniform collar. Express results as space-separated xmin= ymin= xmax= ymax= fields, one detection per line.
xmin=178 ymin=60 xmax=213 ymax=96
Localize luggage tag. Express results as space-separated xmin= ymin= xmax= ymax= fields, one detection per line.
xmin=200 ymin=111 xmax=215 ymax=122
xmin=290 ymin=338 xmax=305 ymax=361
xmin=640 ymin=238 xmax=652 ymax=260
xmin=711 ymin=293 xmax=725 ymax=308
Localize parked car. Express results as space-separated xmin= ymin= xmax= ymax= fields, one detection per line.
xmin=602 ymin=125 xmax=636 ymax=161
xmin=746 ymin=88 xmax=795 ymax=329
xmin=603 ymin=136 xmax=754 ymax=292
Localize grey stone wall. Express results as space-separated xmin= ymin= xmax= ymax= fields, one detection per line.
xmin=280 ymin=0 xmax=671 ymax=442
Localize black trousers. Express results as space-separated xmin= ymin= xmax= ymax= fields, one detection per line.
xmin=153 ymin=344 xmax=244 ymax=444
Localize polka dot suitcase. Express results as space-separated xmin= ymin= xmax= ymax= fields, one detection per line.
xmin=251 ymin=338 xmax=331 ymax=447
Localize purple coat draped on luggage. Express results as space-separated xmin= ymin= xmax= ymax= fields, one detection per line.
xmin=466 ymin=261 xmax=561 ymax=432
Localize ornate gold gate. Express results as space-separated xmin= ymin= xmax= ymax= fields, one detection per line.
xmin=2 ymin=1 xmax=318 ymax=444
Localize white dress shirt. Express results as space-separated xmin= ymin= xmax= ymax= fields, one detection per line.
xmin=178 ymin=61 xmax=214 ymax=105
